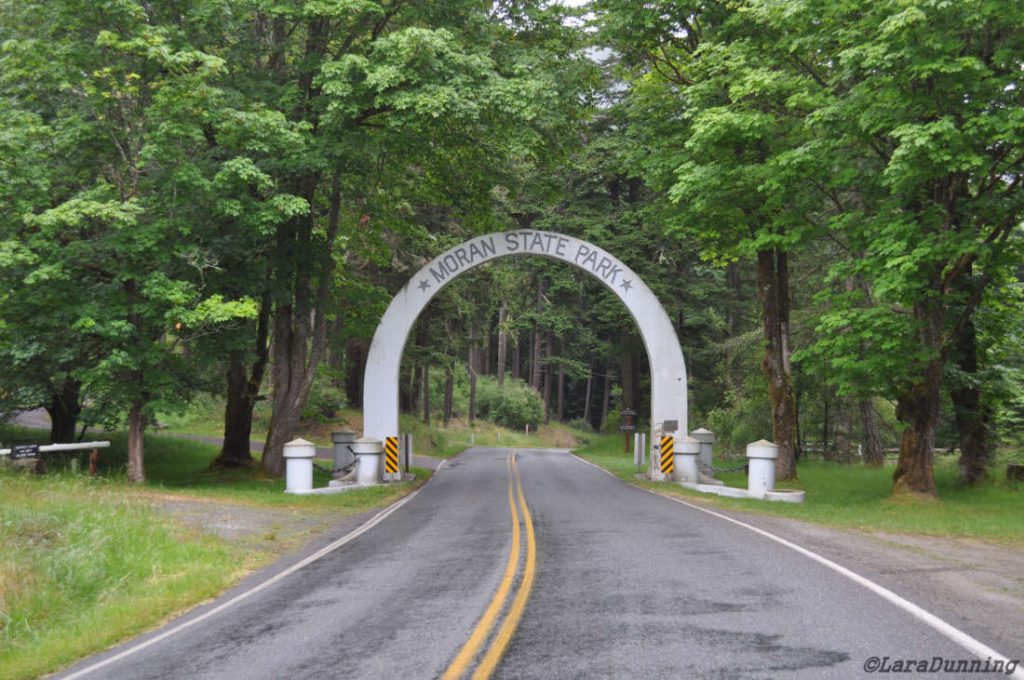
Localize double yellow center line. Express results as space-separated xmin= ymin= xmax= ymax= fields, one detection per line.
xmin=442 ymin=453 xmax=537 ymax=680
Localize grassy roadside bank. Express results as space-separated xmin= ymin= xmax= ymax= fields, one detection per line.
xmin=158 ymin=405 xmax=587 ymax=459
xmin=0 ymin=433 xmax=429 ymax=680
xmin=574 ymin=434 xmax=1024 ymax=544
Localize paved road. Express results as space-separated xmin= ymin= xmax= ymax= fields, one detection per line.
xmin=56 ymin=448 xmax=1018 ymax=679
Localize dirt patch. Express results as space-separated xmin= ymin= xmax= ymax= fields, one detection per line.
xmin=537 ymin=425 xmax=579 ymax=449
xmin=138 ymin=492 xmax=341 ymax=557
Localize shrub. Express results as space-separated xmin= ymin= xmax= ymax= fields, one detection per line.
xmin=302 ymin=366 xmax=346 ymax=423
xmin=476 ymin=376 xmax=544 ymax=430
xmin=566 ymin=418 xmax=594 ymax=433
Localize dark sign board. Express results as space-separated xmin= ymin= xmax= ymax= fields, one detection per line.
xmin=11 ymin=444 xmax=40 ymax=460
xmin=619 ymin=425 xmax=637 ymax=432
xmin=621 ymin=408 xmax=637 ymax=417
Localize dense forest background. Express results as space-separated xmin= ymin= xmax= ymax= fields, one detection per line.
xmin=1 ymin=0 xmax=1022 ymax=497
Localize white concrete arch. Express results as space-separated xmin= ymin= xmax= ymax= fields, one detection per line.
xmin=362 ymin=230 xmax=688 ymax=465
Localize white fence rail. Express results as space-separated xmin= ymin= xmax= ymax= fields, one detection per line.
xmin=0 ymin=441 xmax=111 ymax=457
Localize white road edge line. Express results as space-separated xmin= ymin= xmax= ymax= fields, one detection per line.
xmin=60 ymin=460 xmax=447 ymax=680
xmin=567 ymin=451 xmax=1024 ymax=679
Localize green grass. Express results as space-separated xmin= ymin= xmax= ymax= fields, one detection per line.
xmin=0 ymin=425 xmax=426 ymax=509
xmin=574 ymin=434 xmax=1024 ymax=544
xmin=400 ymin=415 xmax=591 ymax=458
xmin=0 ymin=426 xmax=429 ymax=680
xmin=155 ymin=399 xmax=593 ymax=460
xmin=156 ymin=393 xmax=248 ymax=439
xmin=0 ymin=472 xmax=238 ymax=680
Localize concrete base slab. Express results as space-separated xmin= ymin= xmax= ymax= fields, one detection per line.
xmin=697 ymin=471 xmax=724 ymax=486
xmin=764 ymin=489 xmax=806 ymax=503
xmin=679 ymin=482 xmax=805 ymax=503
xmin=284 ymin=473 xmax=420 ymax=495
xmin=286 ymin=484 xmax=364 ymax=495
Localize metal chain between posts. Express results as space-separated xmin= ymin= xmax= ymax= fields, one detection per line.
xmin=313 ymin=461 xmax=335 ymax=476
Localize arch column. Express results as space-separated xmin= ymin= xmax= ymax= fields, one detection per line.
xmin=362 ymin=230 xmax=688 ymax=476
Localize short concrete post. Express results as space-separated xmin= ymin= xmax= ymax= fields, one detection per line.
xmin=284 ymin=438 xmax=317 ymax=494
xmin=691 ymin=428 xmax=716 ymax=472
xmin=352 ymin=437 xmax=384 ymax=485
xmin=746 ymin=440 xmax=779 ymax=499
xmin=331 ymin=430 xmax=357 ymax=474
xmin=675 ymin=437 xmax=701 ymax=483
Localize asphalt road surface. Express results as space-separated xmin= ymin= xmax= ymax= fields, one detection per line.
xmin=56 ymin=448 xmax=1020 ymax=680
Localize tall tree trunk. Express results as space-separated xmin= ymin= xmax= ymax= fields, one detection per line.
xmin=264 ymin=307 xmax=312 ymax=475
xmin=46 ymin=379 xmax=81 ymax=444
xmin=557 ymin=363 xmax=565 ymax=422
xmin=757 ymin=248 xmax=800 ymax=480
xmin=215 ymin=298 xmax=271 ymax=468
xmin=859 ymin=399 xmax=885 ymax=467
xmin=497 ymin=302 xmax=508 ymax=386
xmin=892 ymin=299 xmax=944 ymax=496
xmin=217 ymin=357 xmax=260 ymax=468
xmin=512 ymin=340 xmax=521 ymax=381
xmin=482 ymin=324 xmax=492 ymax=376
xmin=443 ymin=367 xmax=454 ymax=426
xmin=467 ymin=351 xmax=477 ymax=424
xmin=601 ymin=367 xmax=611 ymax=431
xmin=583 ymin=363 xmax=593 ymax=428
xmin=344 ymin=339 xmax=367 ymax=407
xmin=327 ymin=317 xmax=344 ymax=387
xmin=422 ymin=364 xmax=431 ymax=425
xmin=263 ymin=171 xmax=342 ymax=476
xmin=952 ymin=317 xmax=989 ymax=485
xmin=127 ymin=400 xmax=146 ymax=484
xmin=620 ymin=342 xmax=639 ymax=413
xmin=543 ymin=333 xmax=553 ymax=424
xmin=530 ymin=328 xmax=542 ymax=392
xmin=400 ymin=362 xmax=414 ymax=413
xmin=260 ymin=17 xmax=346 ymax=475
xmin=726 ymin=261 xmax=742 ymax=335
xmin=530 ymin=281 xmax=544 ymax=392
xmin=820 ymin=382 xmax=830 ymax=459
xmin=408 ymin=361 xmax=422 ymax=414
xmin=218 ymin=355 xmax=259 ymax=468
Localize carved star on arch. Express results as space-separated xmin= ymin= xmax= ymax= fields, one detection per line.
xmin=620 ymin=279 xmax=633 ymax=292
xmin=418 ymin=280 xmax=430 ymax=292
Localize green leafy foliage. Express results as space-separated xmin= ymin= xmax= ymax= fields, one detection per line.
xmin=476 ymin=376 xmax=546 ymax=431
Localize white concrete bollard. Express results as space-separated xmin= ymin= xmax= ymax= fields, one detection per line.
xmin=746 ymin=439 xmax=779 ymax=499
xmin=675 ymin=437 xmax=701 ymax=483
xmin=331 ymin=430 xmax=357 ymax=473
xmin=284 ymin=438 xmax=317 ymax=494
xmin=691 ymin=428 xmax=716 ymax=472
xmin=352 ymin=437 xmax=384 ymax=485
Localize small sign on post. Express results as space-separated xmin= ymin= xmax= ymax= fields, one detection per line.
xmin=620 ymin=408 xmax=638 ymax=453
xmin=11 ymin=444 xmax=40 ymax=460
xmin=384 ymin=436 xmax=400 ymax=481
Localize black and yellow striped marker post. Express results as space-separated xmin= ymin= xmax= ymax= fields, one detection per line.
xmin=660 ymin=435 xmax=675 ymax=476
xmin=384 ymin=436 xmax=400 ymax=480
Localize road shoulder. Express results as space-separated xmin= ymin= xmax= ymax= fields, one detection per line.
xmin=646 ymin=488 xmax=1024 ymax=660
